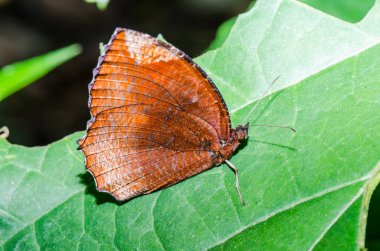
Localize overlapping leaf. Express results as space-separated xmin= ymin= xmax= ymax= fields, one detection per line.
xmin=0 ymin=44 xmax=81 ymax=101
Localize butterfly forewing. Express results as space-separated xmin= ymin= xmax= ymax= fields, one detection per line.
xmin=87 ymin=28 xmax=230 ymax=138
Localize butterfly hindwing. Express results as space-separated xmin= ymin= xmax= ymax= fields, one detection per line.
xmin=80 ymin=104 xmax=215 ymax=200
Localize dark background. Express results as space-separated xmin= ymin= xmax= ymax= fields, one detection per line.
xmin=0 ymin=0 xmax=249 ymax=146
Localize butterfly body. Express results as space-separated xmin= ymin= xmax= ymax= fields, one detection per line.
xmin=211 ymin=124 xmax=249 ymax=166
xmin=78 ymin=28 xmax=248 ymax=201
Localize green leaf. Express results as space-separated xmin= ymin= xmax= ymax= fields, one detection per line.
xmin=0 ymin=44 xmax=81 ymax=101
xmin=84 ymin=0 xmax=110 ymax=11
xmin=206 ymin=1 xmax=255 ymax=51
xmin=1 ymin=0 xmax=380 ymax=250
xmin=298 ymin=0 xmax=375 ymax=23
xmin=206 ymin=17 xmax=238 ymax=51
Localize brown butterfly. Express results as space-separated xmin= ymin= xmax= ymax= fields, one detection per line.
xmin=78 ymin=28 xmax=249 ymax=204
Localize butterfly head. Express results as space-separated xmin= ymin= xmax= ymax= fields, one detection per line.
xmin=234 ymin=123 xmax=249 ymax=141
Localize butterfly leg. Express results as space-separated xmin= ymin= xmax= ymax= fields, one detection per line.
xmin=225 ymin=159 xmax=245 ymax=206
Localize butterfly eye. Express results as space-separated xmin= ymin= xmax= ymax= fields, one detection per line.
xmin=237 ymin=129 xmax=248 ymax=141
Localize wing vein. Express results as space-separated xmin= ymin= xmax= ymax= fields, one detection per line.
xmin=111 ymin=153 xmax=209 ymax=195
xmin=96 ymin=110 xmax=205 ymax=139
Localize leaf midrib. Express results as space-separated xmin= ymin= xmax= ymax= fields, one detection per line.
xmin=206 ymin=174 xmax=370 ymax=249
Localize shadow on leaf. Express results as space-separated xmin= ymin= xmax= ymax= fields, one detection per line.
xmin=78 ymin=172 xmax=120 ymax=205
xmin=250 ymin=139 xmax=297 ymax=151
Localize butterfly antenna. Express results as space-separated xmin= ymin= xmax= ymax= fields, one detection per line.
xmin=225 ymin=159 xmax=245 ymax=206
xmin=250 ymin=124 xmax=296 ymax=133
xmin=242 ymin=75 xmax=281 ymax=124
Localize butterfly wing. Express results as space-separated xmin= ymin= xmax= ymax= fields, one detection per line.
xmin=79 ymin=28 xmax=231 ymax=201
xmin=80 ymin=28 xmax=230 ymax=141
xmin=80 ymin=104 xmax=217 ymax=201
